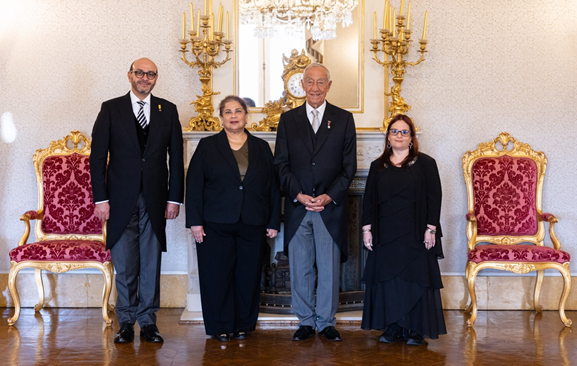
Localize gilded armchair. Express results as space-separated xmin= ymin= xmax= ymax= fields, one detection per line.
xmin=7 ymin=131 xmax=114 ymax=326
xmin=463 ymin=132 xmax=571 ymax=327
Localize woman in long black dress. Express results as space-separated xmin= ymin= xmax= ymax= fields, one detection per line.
xmin=361 ymin=114 xmax=446 ymax=345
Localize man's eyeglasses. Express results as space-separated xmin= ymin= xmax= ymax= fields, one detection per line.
xmin=131 ymin=70 xmax=157 ymax=80
xmin=389 ymin=129 xmax=411 ymax=136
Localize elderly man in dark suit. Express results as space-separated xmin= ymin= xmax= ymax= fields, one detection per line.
xmin=274 ymin=63 xmax=357 ymax=341
xmin=90 ymin=57 xmax=184 ymax=344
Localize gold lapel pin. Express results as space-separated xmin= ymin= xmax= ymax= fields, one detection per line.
xmin=158 ymin=104 xmax=162 ymax=112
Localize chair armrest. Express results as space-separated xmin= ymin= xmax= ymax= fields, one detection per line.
xmin=466 ymin=213 xmax=478 ymax=251
xmin=541 ymin=213 xmax=556 ymax=222
xmin=541 ymin=212 xmax=561 ymax=250
xmin=18 ymin=210 xmax=41 ymax=246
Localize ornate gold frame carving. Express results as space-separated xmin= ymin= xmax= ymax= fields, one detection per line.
xmin=251 ymin=49 xmax=311 ymax=131
xmin=462 ymin=132 xmax=571 ymax=328
xmin=8 ymin=131 xmax=114 ymax=327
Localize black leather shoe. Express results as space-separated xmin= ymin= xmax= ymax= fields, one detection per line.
xmin=140 ymin=324 xmax=164 ymax=343
xmin=212 ymin=333 xmax=230 ymax=342
xmin=406 ymin=330 xmax=424 ymax=346
xmin=233 ymin=330 xmax=249 ymax=340
xmin=293 ymin=326 xmax=315 ymax=341
xmin=114 ymin=323 xmax=134 ymax=344
xmin=379 ymin=323 xmax=403 ymax=343
xmin=319 ymin=326 xmax=342 ymax=341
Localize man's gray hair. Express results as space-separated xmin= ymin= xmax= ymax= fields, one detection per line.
xmin=303 ymin=62 xmax=331 ymax=82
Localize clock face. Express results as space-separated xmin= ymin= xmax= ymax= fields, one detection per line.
xmin=287 ymin=73 xmax=306 ymax=98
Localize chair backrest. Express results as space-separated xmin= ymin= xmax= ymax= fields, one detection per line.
xmin=33 ymin=131 xmax=103 ymax=242
xmin=462 ymin=132 xmax=546 ymax=248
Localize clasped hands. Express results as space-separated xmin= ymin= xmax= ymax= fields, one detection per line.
xmin=296 ymin=193 xmax=332 ymax=212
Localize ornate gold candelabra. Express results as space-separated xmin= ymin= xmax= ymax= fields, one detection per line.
xmin=371 ymin=1 xmax=428 ymax=130
xmin=180 ymin=4 xmax=233 ymax=131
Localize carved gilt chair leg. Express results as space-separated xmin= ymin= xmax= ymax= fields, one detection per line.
xmin=7 ymin=264 xmax=22 ymax=326
xmin=100 ymin=264 xmax=114 ymax=326
xmin=34 ymin=268 xmax=45 ymax=312
xmin=467 ymin=266 xmax=479 ymax=327
xmin=558 ymin=264 xmax=572 ymax=327
xmin=464 ymin=264 xmax=473 ymax=313
xmin=107 ymin=269 xmax=115 ymax=312
xmin=533 ymin=269 xmax=544 ymax=313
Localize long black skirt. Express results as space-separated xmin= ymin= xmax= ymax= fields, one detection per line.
xmin=361 ymin=275 xmax=446 ymax=339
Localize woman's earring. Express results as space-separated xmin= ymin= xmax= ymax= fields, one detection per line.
xmin=409 ymin=142 xmax=413 ymax=149
xmin=387 ymin=141 xmax=391 ymax=149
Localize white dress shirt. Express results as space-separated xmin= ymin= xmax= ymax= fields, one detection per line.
xmin=130 ymin=91 xmax=151 ymax=123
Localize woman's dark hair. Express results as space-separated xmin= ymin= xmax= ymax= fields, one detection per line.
xmin=378 ymin=114 xmax=420 ymax=169
xmin=218 ymin=95 xmax=248 ymax=117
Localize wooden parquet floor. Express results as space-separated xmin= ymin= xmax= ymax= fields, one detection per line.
xmin=1 ymin=308 xmax=576 ymax=365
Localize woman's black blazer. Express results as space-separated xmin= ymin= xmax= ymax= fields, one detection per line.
xmin=185 ymin=129 xmax=281 ymax=230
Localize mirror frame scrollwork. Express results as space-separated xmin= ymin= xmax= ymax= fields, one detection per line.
xmin=233 ymin=0 xmax=365 ymax=115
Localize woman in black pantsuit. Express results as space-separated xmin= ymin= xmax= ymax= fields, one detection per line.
xmin=361 ymin=114 xmax=446 ymax=346
xmin=186 ymin=95 xmax=281 ymax=342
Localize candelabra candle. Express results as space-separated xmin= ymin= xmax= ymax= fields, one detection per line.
xmin=179 ymin=4 xmax=234 ymax=131
xmin=371 ymin=7 xmax=429 ymax=131
xmin=383 ymin=0 xmax=388 ymax=29
xmin=406 ymin=1 xmax=411 ymax=29
xmin=190 ymin=3 xmax=194 ymax=31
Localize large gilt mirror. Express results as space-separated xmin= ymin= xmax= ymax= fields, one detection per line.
xmin=235 ymin=0 xmax=364 ymax=112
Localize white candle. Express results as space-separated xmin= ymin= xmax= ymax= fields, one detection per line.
xmin=392 ymin=8 xmax=396 ymax=36
xmin=422 ymin=11 xmax=427 ymax=39
xmin=210 ymin=13 xmax=214 ymax=40
xmin=406 ymin=1 xmax=411 ymax=29
xmin=383 ymin=0 xmax=389 ymax=29
xmin=226 ymin=11 xmax=229 ymax=39
xmin=197 ymin=9 xmax=200 ymax=35
xmin=218 ymin=4 xmax=223 ymax=32
xmin=373 ymin=12 xmax=377 ymax=38
xmin=182 ymin=12 xmax=186 ymax=39
xmin=190 ymin=3 xmax=194 ymax=31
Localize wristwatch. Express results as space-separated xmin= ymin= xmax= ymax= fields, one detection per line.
xmin=428 ymin=228 xmax=436 ymax=234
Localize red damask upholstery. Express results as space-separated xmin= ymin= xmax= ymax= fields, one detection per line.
xmin=41 ymin=154 xmax=102 ymax=235
xmin=10 ymin=240 xmax=111 ymax=263
xmin=468 ymin=245 xmax=570 ymax=265
xmin=472 ymin=156 xmax=537 ymax=236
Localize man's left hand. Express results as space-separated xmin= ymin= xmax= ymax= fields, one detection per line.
xmin=165 ymin=203 xmax=180 ymax=220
